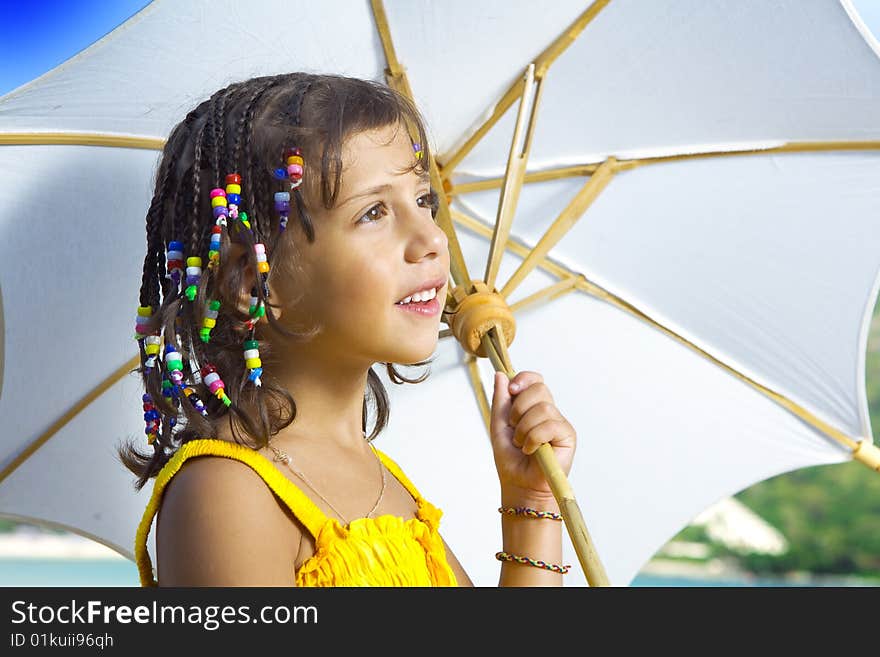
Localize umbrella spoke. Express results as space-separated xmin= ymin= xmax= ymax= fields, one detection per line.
xmin=500 ymin=157 xmax=619 ymax=300
xmin=438 ymin=0 xmax=612 ymax=176
xmin=508 ymin=277 xmax=580 ymax=316
xmin=485 ymin=64 xmax=543 ymax=291
xmin=0 ymin=133 xmax=165 ymax=150
xmin=451 ymin=140 xmax=880 ymax=195
xmin=465 ymin=354 xmax=491 ymax=436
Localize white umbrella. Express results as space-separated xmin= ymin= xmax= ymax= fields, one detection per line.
xmin=1 ymin=0 xmax=879 ymax=586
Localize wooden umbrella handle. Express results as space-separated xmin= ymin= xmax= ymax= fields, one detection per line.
xmin=533 ymin=444 xmax=610 ymax=587
xmin=482 ymin=327 xmax=610 ymax=587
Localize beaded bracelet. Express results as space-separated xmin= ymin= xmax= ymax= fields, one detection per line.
xmin=498 ymin=506 xmax=563 ymax=521
xmin=495 ymin=551 xmax=571 ymax=574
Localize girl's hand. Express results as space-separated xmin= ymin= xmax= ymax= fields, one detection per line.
xmin=489 ymin=371 xmax=577 ymax=503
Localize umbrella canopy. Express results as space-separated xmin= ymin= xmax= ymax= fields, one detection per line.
xmin=1 ymin=0 xmax=880 ymax=586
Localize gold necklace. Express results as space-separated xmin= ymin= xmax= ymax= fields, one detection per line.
xmin=267 ymin=436 xmax=386 ymax=525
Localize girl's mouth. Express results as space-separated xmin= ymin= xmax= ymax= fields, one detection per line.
xmin=395 ymin=295 xmax=441 ymax=317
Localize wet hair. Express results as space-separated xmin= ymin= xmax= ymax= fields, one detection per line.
xmin=117 ymin=72 xmax=439 ymax=491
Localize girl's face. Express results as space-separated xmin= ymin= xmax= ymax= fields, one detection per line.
xmin=270 ymin=122 xmax=450 ymax=367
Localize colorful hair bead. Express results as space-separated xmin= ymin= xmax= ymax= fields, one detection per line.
xmin=249 ymin=292 xmax=265 ymax=319
xmin=166 ymin=240 xmax=185 ymax=287
xmin=412 ymin=142 xmax=423 ymax=160
xmin=144 ymin=334 xmax=162 ymax=371
xmin=184 ymin=256 xmax=202 ymax=301
xmin=164 ymin=343 xmax=185 ymax=390
xmin=142 ymin=393 xmax=161 ymax=445
xmin=208 ymin=225 xmax=222 ymax=266
xmin=254 ymin=243 xmax=270 ymax=297
xmin=211 ymin=188 xmax=229 ymax=227
xmin=183 ymin=386 xmax=209 ymax=417
xmin=200 ymin=299 xmax=221 ymax=343
xmin=134 ymin=306 xmax=153 ymax=339
xmin=200 ymin=363 xmax=232 ymax=407
xmin=161 ymin=372 xmax=174 ymax=403
xmin=285 ymin=147 xmax=304 ymax=190
xmin=275 ymin=191 xmax=290 ymax=232
xmin=243 ymin=338 xmax=263 ymax=387
xmin=225 ymin=173 xmax=241 ymax=220
xmin=238 ymin=210 xmax=251 ymax=232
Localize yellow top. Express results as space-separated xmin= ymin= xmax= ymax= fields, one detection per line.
xmin=134 ymin=438 xmax=458 ymax=587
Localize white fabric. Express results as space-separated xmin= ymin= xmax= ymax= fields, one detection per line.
xmin=1 ymin=0 xmax=878 ymax=586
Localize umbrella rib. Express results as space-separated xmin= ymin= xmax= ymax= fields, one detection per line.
xmin=370 ymin=0 xmax=472 ymax=289
xmin=452 ymin=206 xmax=874 ymax=464
xmin=438 ymin=0 xmax=612 ymax=176
xmin=499 ymin=157 xmax=618 ymax=300
xmin=508 ymin=277 xmax=581 ymax=315
xmin=485 ymin=65 xmax=543 ymax=291
xmin=0 ymin=355 xmax=141 ymax=486
xmin=450 ymin=140 xmax=880 ymax=195
xmin=0 ymin=133 xmax=165 ymax=150
xmin=465 ymin=355 xmax=492 ymax=437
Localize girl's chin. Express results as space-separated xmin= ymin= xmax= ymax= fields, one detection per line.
xmin=389 ymin=339 xmax=440 ymax=365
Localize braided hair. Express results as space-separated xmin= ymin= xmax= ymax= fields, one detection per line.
xmin=119 ymin=73 xmax=438 ymax=491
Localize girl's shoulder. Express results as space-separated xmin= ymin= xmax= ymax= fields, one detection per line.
xmin=155 ymin=441 xmax=305 ymax=585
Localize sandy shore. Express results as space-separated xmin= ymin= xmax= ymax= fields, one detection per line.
xmin=641 ymin=557 xmax=879 ymax=586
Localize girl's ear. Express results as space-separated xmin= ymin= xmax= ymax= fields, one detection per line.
xmin=235 ymin=262 xmax=282 ymax=324
xmin=225 ymin=240 xmax=282 ymax=323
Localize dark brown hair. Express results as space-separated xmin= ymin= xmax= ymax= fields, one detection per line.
xmin=117 ymin=72 xmax=439 ymax=491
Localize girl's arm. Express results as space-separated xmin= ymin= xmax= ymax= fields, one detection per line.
xmin=489 ymin=371 xmax=577 ymax=587
xmin=157 ymin=456 xmax=302 ymax=586
xmin=441 ymin=539 xmax=475 ymax=586
xmin=497 ymin=488 xmax=565 ymax=586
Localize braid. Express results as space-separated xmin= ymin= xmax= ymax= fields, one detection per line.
xmin=151 ymin=156 xmax=178 ymax=308
xmin=292 ymin=76 xmax=315 ymax=126
xmin=289 ymin=77 xmax=316 ymax=242
xmin=215 ymin=84 xmax=239 ymax=175
xmin=233 ymin=79 xmax=276 ymax=174
xmin=139 ymin=197 xmax=163 ymax=309
xmin=235 ymin=80 xmax=281 ymax=249
xmin=292 ymin=185 xmax=314 ymax=242
xmin=191 ymin=118 xmax=210 ymax=260
xmin=208 ymin=93 xmax=221 ymax=189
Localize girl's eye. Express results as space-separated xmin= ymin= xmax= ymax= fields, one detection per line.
xmin=357 ymin=203 xmax=388 ymax=224
xmin=418 ymin=190 xmax=440 ymax=216
xmin=356 ymin=190 xmax=440 ymax=224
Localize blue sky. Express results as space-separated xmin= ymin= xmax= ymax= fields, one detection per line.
xmin=0 ymin=0 xmax=151 ymax=96
xmin=1 ymin=0 xmax=880 ymax=97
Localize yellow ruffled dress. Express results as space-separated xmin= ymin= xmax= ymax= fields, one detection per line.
xmin=134 ymin=438 xmax=458 ymax=587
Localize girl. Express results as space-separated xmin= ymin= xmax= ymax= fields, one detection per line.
xmin=122 ymin=72 xmax=577 ymax=587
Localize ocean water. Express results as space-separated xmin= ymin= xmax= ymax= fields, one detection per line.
xmin=0 ymin=558 xmax=873 ymax=587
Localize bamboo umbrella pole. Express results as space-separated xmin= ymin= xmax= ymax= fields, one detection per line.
xmin=481 ymin=324 xmax=610 ymax=586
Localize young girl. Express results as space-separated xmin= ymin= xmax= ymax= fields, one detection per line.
xmin=122 ymin=72 xmax=577 ymax=587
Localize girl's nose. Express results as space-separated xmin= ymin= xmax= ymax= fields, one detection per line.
xmin=403 ymin=206 xmax=448 ymax=262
